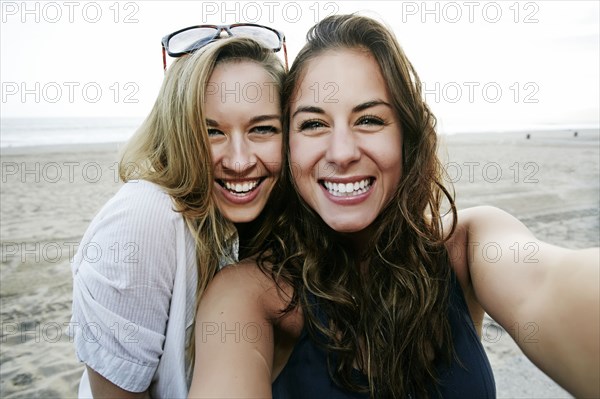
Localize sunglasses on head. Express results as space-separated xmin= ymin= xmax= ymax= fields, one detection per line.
xmin=161 ymin=23 xmax=288 ymax=71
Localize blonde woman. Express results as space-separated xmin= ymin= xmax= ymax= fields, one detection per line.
xmin=70 ymin=25 xmax=287 ymax=398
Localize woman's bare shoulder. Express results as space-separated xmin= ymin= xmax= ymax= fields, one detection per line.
xmin=208 ymin=258 xmax=296 ymax=323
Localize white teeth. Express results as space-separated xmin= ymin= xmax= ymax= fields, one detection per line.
xmin=223 ymin=180 xmax=259 ymax=194
xmin=322 ymin=178 xmax=372 ymax=197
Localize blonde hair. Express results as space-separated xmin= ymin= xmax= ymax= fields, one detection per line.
xmin=119 ymin=36 xmax=286 ymax=361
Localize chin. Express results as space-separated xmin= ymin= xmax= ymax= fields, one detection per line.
xmin=224 ymin=212 xmax=261 ymax=224
xmin=323 ymin=218 xmax=369 ymax=234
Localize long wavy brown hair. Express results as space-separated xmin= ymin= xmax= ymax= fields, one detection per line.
xmin=118 ymin=37 xmax=287 ymax=366
xmin=260 ymin=14 xmax=458 ymax=398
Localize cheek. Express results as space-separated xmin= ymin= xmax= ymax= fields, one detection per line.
xmin=382 ymin=151 xmax=402 ymax=184
xmin=209 ymin=143 xmax=223 ymax=170
xmin=289 ymin=136 xmax=320 ymax=172
xmin=368 ymin=134 xmax=403 ymax=187
xmin=289 ymin=135 xmax=301 ymax=163
xmin=378 ymin=133 xmax=402 ymax=167
xmin=289 ymin=144 xmax=311 ymax=188
xmin=259 ymin=139 xmax=283 ymax=174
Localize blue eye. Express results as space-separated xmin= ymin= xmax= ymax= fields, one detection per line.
xmin=207 ymin=128 xmax=224 ymax=136
xmin=251 ymin=125 xmax=280 ymax=135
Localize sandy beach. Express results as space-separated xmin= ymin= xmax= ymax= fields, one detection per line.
xmin=1 ymin=130 xmax=598 ymax=398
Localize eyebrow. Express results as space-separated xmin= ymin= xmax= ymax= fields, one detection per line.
xmin=291 ymin=106 xmax=324 ymax=119
xmin=205 ymin=114 xmax=281 ymax=127
xmin=249 ymin=114 xmax=281 ymax=124
xmin=352 ymin=100 xmax=391 ymax=113
xmin=291 ymin=100 xmax=391 ymax=119
xmin=206 ymin=118 xmax=219 ymax=127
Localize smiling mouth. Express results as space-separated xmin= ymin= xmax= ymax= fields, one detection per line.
xmin=217 ymin=178 xmax=264 ymax=196
xmin=320 ymin=178 xmax=374 ymax=197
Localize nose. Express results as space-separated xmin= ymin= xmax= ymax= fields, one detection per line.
xmin=221 ymin=134 xmax=257 ymax=176
xmin=324 ymin=125 xmax=360 ymax=169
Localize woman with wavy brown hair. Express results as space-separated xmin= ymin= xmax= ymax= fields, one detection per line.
xmin=188 ymin=14 xmax=599 ymax=399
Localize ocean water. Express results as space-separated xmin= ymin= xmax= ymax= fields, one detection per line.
xmin=1 ymin=117 xmax=598 ymax=148
xmin=0 ymin=117 xmax=144 ymax=148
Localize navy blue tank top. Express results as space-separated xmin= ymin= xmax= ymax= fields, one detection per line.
xmin=272 ymin=273 xmax=496 ymax=398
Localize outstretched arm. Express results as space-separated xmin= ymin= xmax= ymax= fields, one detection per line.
xmin=187 ymin=261 xmax=286 ymax=399
xmin=458 ymin=206 xmax=599 ymax=398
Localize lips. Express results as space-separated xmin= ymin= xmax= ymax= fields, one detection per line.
xmin=320 ymin=177 xmax=374 ymax=197
xmin=218 ymin=179 xmax=261 ymax=195
xmin=215 ymin=178 xmax=266 ymax=204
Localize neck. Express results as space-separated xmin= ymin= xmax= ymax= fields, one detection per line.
xmin=340 ymin=226 xmax=375 ymax=278
xmin=234 ymin=222 xmax=251 ymax=244
xmin=234 ymin=220 xmax=262 ymax=260
xmin=341 ymin=226 xmax=373 ymax=256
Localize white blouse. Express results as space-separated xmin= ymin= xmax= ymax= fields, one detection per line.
xmin=70 ymin=179 xmax=237 ymax=398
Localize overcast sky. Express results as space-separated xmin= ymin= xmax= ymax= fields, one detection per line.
xmin=1 ymin=0 xmax=598 ymax=133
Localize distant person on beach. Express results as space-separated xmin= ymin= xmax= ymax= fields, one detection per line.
xmin=188 ymin=14 xmax=600 ymax=399
xmin=70 ymin=26 xmax=288 ymax=398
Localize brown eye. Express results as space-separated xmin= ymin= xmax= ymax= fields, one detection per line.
xmin=356 ymin=115 xmax=385 ymax=126
xmin=298 ymin=119 xmax=326 ymax=131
